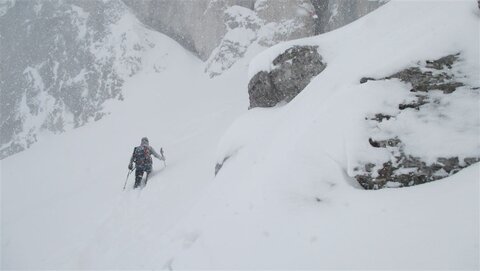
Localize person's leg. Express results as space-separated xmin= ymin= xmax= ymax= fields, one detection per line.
xmin=144 ymin=165 xmax=152 ymax=186
xmin=134 ymin=168 xmax=144 ymax=189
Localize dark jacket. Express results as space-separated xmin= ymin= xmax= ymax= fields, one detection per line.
xmin=129 ymin=142 xmax=161 ymax=170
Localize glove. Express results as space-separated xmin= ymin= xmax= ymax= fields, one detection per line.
xmin=128 ymin=163 xmax=133 ymax=170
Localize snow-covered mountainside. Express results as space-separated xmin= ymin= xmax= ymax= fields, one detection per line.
xmin=124 ymin=0 xmax=384 ymax=76
xmin=1 ymin=0 xmax=479 ymax=270
xmin=0 ymin=0 xmax=383 ymax=159
xmin=0 ymin=0 xmax=157 ymax=159
xmin=2 ymin=20 xmax=250 ymax=268
xmin=237 ymin=0 xmax=480 ymax=189
xmin=169 ymin=1 xmax=480 ymax=268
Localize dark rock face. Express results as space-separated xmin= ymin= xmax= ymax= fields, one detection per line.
xmin=366 ymin=113 xmax=392 ymax=122
xmin=248 ymin=71 xmax=279 ymax=108
xmin=389 ymin=68 xmax=463 ymax=94
xmin=363 ymin=54 xmax=465 ymax=114
xmin=248 ymin=45 xmax=326 ymax=109
xmin=357 ymin=137 xmax=480 ymax=189
xmin=355 ymin=53 xmax=479 ymax=189
xmin=361 ymin=53 xmax=464 ymax=94
xmin=398 ymin=95 xmax=428 ymax=110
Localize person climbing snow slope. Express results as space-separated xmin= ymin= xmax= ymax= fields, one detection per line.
xmin=128 ymin=137 xmax=164 ymax=189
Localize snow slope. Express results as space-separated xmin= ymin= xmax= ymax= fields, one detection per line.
xmin=165 ymin=1 xmax=480 ymax=269
xmin=1 ymin=0 xmax=479 ymax=269
xmin=1 ymin=25 xmax=249 ymax=268
xmin=0 ymin=0 xmax=160 ymax=158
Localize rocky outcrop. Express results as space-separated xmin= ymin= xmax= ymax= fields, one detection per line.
xmin=123 ymin=0 xmax=255 ymax=61
xmin=204 ymin=0 xmax=317 ymax=77
xmin=357 ymin=138 xmax=480 ymax=189
xmin=361 ymin=53 xmax=464 ymax=94
xmin=124 ymin=0 xmax=383 ymax=76
xmin=354 ymin=53 xmax=479 ymax=189
xmin=254 ymin=0 xmax=316 ymax=46
xmin=248 ymin=45 xmax=326 ymax=108
xmin=204 ymin=5 xmax=262 ymax=77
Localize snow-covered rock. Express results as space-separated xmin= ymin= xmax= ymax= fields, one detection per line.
xmin=123 ymin=0 xmax=255 ymax=61
xmin=0 ymin=0 xmax=156 ymax=159
xmin=125 ymin=0 xmax=384 ymax=77
xmin=248 ymin=45 xmax=326 ymax=108
xmin=219 ymin=0 xmax=480 ymax=191
xmin=205 ymin=0 xmax=317 ymax=77
xmin=355 ymin=53 xmax=480 ymax=188
xmin=247 ymin=46 xmax=480 ymax=188
xmin=203 ymin=5 xmax=261 ymax=77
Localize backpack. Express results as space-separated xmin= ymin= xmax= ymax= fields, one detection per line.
xmin=133 ymin=146 xmax=152 ymax=168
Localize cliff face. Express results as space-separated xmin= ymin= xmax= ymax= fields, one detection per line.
xmin=0 ymin=0 xmax=155 ymax=158
xmin=124 ymin=0 xmax=384 ymax=76
xmin=122 ymin=0 xmax=255 ymax=61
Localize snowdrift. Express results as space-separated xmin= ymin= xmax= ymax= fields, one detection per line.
xmin=177 ymin=0 xmax=479 ymax=269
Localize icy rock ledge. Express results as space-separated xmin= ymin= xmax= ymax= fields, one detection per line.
xmin=357 ymin=140 xmax=480 ymax=189
xmin=355 ymin=53 xmax=480 ymax=189
xmin=247 ymin=45 xmax=326 ymax=109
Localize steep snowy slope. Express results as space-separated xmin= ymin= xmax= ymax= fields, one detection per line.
xmin=0 ymin=0 xmax=157 ymax=159
xmin=1 ymin=25 xmax=249 ymax=268
xmin=156 ymin=1 xmax=479 ymax=269
xmin=0 ymin=0 xmax=384 ymax=160
xmin=1 ymin=0 xmax=478 ymax=270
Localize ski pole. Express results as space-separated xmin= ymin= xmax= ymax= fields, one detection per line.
xmin=144 ymin=172 xmax=149 ymax=187
xmin=160 ymin=148 xmax=167 ymax=167
xmin=123 ymin=167 xmax=135 ymax=190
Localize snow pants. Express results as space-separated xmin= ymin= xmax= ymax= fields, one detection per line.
xmin=134 ymin=165 xmax=152 ymax=189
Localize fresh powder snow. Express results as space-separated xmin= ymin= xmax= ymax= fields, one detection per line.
xmin=1 ymin=0 xmax=479 ymax=269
